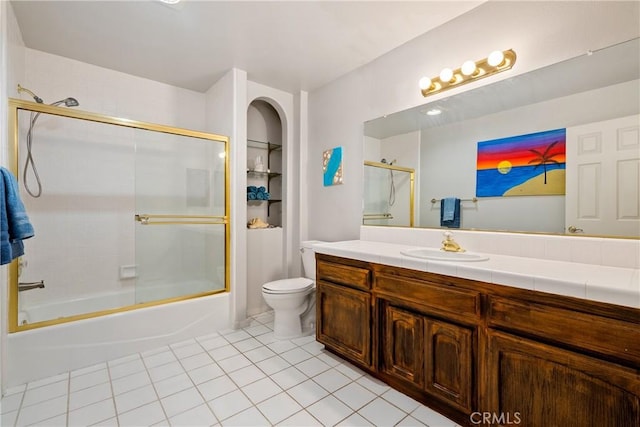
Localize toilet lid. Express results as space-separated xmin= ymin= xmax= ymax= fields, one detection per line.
xmin=263 ymin=278 xmax=314 ymax=293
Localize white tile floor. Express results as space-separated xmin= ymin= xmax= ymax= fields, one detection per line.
xmin=0 ymin=312 xmax=460 ymax=427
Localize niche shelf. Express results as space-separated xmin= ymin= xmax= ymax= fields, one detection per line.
xmin=247 ymin=139 xmax=283 ymax=222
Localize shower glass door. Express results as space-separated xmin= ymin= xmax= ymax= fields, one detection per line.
xmin=362 ymin=161 xmax=415 ymax=227
xmin=134 ymin=128 xmax=228 ymax=304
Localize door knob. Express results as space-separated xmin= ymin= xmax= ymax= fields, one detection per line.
xmin=567 ymin=225 xmax=584 ymax=233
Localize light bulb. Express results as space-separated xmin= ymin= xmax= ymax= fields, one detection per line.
xmin=461 ymin=60 xmax=477 ymax=76
xmin=439 ymin=68 xmax=454 ymax=83
xmin=488 ymin=50 xmax=505 ymax=67
xmin=419 ymin=76 xmax=433 ymax=91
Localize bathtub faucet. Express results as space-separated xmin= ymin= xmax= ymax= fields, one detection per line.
xmin=18 ymin=280 xmax=45 ymax=292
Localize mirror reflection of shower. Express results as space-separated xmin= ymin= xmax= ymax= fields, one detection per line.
xmin=363 ymin=160 xmax=415 ymax=227
xmin=17 ymin=84 xmax=80 ymax=198
xmin=380 ymin=158 xmax=396 ymax=207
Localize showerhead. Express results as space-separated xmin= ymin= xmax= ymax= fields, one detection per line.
xmin=50 ymin=97 xmax=79 ymax=108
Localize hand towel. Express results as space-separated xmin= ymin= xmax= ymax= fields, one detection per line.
xmin=440 ymin=197 xmax=461 ymax=229
xmin=1 ymin=167 xmax=35 ymax=265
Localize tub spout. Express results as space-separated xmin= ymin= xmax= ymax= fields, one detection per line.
xmin=18 ymin=281 xmax=45 ymax=292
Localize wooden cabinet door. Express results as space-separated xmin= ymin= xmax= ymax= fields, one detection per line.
xmin=424 ymin=318 xmax=474 ymax=412
xmin=484 ymin=330 xmax=640 ymax=427
xmin=380 ymin=303 xmax=424 ymax=387
xmin=316 ymin=281 xmax=372 ymax=367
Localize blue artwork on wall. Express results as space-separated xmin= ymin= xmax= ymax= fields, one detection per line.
xmin=323 ymin=146 xmax=343 ymax=186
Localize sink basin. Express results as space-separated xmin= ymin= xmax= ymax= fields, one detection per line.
xmin=401 ymin=247 xmax=489 ymax=262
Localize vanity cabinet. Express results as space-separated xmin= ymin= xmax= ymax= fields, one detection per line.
xmin=376 ymin=271 xmax=479 ymax=414
xmin=380 ymin=303 xmax=424 ymax=386
xmin=315 ymin=257 xmax=373 ymax=368
xmin=485 ymin=330 xmax=640 ymax=427
xmin=379 ymin=300 xmax=475 ymax=412
xmin=315 ymin=253 xmax=640 ymax=427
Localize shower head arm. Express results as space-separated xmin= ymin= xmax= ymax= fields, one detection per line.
xmin=17 ymin=84 xmax=44 ymax=103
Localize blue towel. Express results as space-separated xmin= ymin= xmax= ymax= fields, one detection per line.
xmin=1 ymin=167 xmax=35 ymax=265
xmin=440 ymin=198 xmax=461 ymax=229
xmin=247 ymin=186 xmax=270 ymax=201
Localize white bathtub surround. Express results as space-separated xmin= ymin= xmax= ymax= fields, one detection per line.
xmin=1 ymin=313 xmax=456 ymax=427
xmin=314 ymin=238 xmax=640 ymax=309
xmin=6 ymin=294 xmax=230 ymax=387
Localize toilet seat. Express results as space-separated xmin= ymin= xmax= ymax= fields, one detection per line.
xmin=262 ymin=278 xmax=314 ymax=294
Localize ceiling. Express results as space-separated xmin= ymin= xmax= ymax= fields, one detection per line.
xmin=10 ymin=0 xmax=483 ymax=93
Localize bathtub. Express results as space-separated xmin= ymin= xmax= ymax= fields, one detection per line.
xmin=7 ymin=291 xmax=230 ymax=387
xmin=18 ymin=281 xmax=218 ymax=325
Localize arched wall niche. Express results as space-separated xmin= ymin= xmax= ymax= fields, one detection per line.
xmin=245 ymin=96 xmax=289 ymax=317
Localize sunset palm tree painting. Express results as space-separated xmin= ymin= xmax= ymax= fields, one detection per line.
xmin=476 ymin=128 xmax=566 ymax=197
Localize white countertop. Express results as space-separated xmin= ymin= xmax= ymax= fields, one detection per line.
xmin=313 ymin=240 xmax=640 ymax=309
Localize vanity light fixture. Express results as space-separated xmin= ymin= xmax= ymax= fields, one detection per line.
xmin=419 ymin=49 xmax=517 ymax=97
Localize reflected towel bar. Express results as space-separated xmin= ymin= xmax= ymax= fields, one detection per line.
xmin=363 ymin=213 xmax=394 ymax=220
xmin=135 ymin=214 xmax=228 ymax=225
xmin=431 ymin=197 xmax=478 ymax=204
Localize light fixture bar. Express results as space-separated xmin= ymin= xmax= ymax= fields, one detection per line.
xmin=420 ymin=49 xmax=517 ymax=97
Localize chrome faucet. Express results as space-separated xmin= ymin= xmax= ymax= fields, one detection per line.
xmin=18 ymin=280 xmax=45 ymax=292
xmin=441 ymin=231 xmax=465 ymax=253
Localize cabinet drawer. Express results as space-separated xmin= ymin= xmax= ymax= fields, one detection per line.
xmin=375 ymin=274 xmax=480 ymax=319
xmin=488 ymin=296 xmax=640 ymax=366
xmin=317 ymin=260 xmax=371 ymax=290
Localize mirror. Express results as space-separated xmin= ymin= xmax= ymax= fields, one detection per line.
xmin=363 ymin=38 xmax=640 ymax=238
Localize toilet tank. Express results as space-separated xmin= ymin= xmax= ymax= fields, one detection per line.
xmin=301 ymin=240 xmax=325 ymax=280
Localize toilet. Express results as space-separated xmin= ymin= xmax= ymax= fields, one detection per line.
xmin=262 ymin=240 xmax=324 ymax=339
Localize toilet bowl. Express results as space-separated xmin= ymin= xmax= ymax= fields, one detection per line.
xmin=262 ymin=240 xmax=324 ymax=339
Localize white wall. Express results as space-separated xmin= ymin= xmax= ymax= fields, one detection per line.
xmin=307 ymin=0 xmax=640 ymax=241
xmin=205 ymin=68 xmax=247 ymax=329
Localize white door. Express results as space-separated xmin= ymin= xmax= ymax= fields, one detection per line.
xmin=566 ymin=114 xmax=640 ymax=237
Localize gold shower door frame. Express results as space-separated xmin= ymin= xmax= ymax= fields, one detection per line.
xmin=6 ymin=99 xmax=231 ymax=332
xmin=363 ymin=160 xmax=415 ymax=227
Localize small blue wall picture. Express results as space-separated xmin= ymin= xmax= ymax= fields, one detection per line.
xmin=323 ymin=146 xmax=343 ymax=186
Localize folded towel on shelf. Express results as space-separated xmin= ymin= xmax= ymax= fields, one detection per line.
xmin=440 ymin=197 xmax=461 ymax=229
xmin=247 ymin=186 xmax=258 ymax=193
xmin=247 ymin=218 xmax=270 ymax=229
xmin=247 ymin=191 xmax=257 ymax=200
xmin=1 ymin=167 xmax=35 ymax=265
